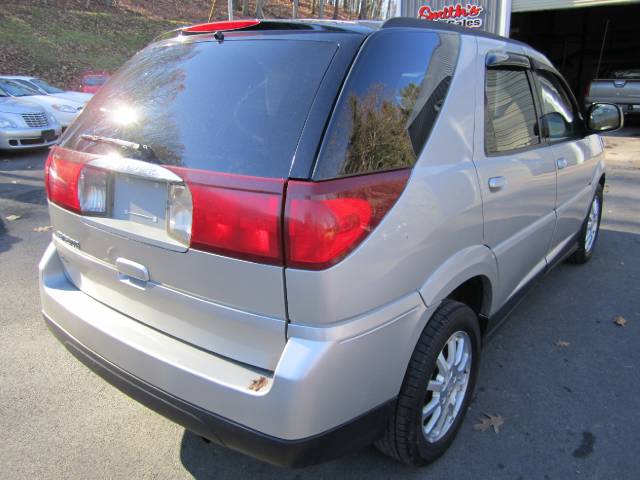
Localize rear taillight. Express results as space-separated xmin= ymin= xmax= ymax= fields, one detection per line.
xmin=45 ymin=147 xmax=409 ymax=270
xmin=171 ymin=167 xmax=285 ymax=265
xmin=46 ymin=148 xmax=108 ymax=216
xmin=78 ymin=166 xmax=109 ymax=215
xmin=167 ymin=184 xmax=193 ymax=245
xmin=284 ymin=169 xmax=410 ymax=270
xmin=45 ymin=148 xmax=84 ymax=214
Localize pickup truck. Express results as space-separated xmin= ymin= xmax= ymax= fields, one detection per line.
xmin=586 ymin=69 xmax=640 ymax=115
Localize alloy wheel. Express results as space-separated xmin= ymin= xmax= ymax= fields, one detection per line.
xmin=422 ymin=331 xmax=472 ymax=443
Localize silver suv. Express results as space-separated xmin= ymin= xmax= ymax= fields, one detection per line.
xmin=39 ymin=18 xmax=622 ymax=467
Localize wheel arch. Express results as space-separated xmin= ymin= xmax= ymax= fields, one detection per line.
xmin=419 ymin=245 xmax=497 ymax=333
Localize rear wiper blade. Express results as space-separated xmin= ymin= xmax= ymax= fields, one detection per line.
xmin=80 ymin=134 xmax=158 ymax=163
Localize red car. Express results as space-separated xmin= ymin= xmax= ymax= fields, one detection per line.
xmin=78 ymin=71 xmax=110 ymax=94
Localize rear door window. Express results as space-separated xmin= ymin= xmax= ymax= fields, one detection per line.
xmin=63 ymin=39 xmax=338 ymax=178
xmin=485 ymin=69 xmax=540 ymax=154
xmin=313 ymin=30 xmax=460 ymax=179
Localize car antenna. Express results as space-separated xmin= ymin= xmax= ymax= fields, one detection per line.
xmin=214 ymin=31 xmax=224 ymax=43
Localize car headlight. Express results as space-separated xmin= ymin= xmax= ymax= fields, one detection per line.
xmin=53 ymin=104 xmax=78 ymax=113
xmin=0 ymin=116 xmax=17 ymax=128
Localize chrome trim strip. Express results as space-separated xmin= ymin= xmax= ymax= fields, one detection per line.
xmin=87 ymin=156 xmax=183 ymax=184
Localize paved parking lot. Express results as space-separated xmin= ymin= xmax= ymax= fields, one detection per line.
xmin=1 ymin=132 xmax=639 ymax=479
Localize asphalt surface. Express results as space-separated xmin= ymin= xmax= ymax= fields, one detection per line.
xmin=1 ymin=131 xmax=639 ymax=479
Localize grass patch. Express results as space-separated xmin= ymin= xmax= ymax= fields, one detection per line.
xmin=0 ymin=5 xmax=181 ymax=89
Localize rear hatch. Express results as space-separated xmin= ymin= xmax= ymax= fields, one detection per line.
xmin=46 ymin=28 xmax=354 ymax=370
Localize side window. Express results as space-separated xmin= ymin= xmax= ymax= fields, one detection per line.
xmin=535 ymin=71 xmax=581 ymax=142
xmin=485 ymin=69 xmax=540 ymax=155
xmin=314 ymin=30 xmax=460 ymax=180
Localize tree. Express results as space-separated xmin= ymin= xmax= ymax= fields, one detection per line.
xmin=358 ymin=0 xmax=366 ymax=19
xmin=339 ymin=83 xmax=418 ymax=175
xmin=333 ymin=0 xmax=339 ymax=19
xmin=255 ymin=0 xmax=265 ymax=18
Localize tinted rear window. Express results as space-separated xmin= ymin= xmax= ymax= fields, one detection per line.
xmin=63 ymin=39 xmax=337 ymax=178
xmin=313 ymin=30 xmax=459 ymax=180
xmin=83 ymin=76 xmax=108 ymax=86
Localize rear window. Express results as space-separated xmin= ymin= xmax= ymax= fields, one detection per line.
xmin=313 ymin=30 xmax=459 ymax=180
xmin=83 ymin=76 xmax=108 ymax=86
xmin=63 ymin=39 xmax=337 ymax=178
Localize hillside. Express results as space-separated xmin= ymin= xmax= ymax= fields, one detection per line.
xmin=0 ymin=0 xmax=359 ymax=90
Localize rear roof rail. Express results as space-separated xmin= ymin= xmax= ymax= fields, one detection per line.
xmin=382 ymin=17 xmax=529 ymax=48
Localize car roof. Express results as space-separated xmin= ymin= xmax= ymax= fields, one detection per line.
xmin=168 ymin=17 xmax=536 ymax=55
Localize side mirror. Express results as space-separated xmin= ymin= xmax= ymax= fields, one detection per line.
xmin=587 ymin=103 xmax=624 ymax=133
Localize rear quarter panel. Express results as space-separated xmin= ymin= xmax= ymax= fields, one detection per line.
xmin=285 ymin=35 xmax=488 ymax=326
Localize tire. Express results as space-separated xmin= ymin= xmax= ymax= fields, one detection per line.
xmin=567 ymin=184 xmax=603 ymax=265
xmin=375 ymin=300 xmax=481 ymax=466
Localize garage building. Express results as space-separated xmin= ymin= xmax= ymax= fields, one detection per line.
xmin=401 ymin=0 xmax=640 ymax=99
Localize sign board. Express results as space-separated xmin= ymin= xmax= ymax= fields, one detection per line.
xmin=398 ymin=0 xmax=512 ymax=36
xmin=418 ymin=3 xmax=486 ymax=29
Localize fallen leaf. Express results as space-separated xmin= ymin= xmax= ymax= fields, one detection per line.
xmin=33 ymin=226 xmax=53 ymax=233
xmin=614 ymin=316 xmax=628 ymax=327
xmin=248 ymin=376 xmax=268 ymax=392
xmin=474 ymin=413 xmax=504 ymax=434
xmin=557 ymin=340 xmax=570 ymax=348
xmin=5 ymin=214 xmax=21 ymax=222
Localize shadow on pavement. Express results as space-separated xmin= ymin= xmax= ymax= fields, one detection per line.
xmin=178 ymin=226 xmax=639 ymax=480
xmin=0 ymin=148 xmax=48 ymax=170
xmin=179 ymin=429 xmax=410 ymax=479
xmin=0 ymin=218 xmax=22 ymax=253
xmin=0 ymin=182 xmax=47 ymax=206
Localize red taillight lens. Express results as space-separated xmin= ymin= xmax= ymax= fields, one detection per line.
xmin=171 ymin=168 xmax=285 ymax=265
xmin=45 ymin=147 xmax=409 ymax=270
xmin=45 ymin=147 xmax=85 ymax=214
xmin=284 ymin=169 xmax=410 ymax=270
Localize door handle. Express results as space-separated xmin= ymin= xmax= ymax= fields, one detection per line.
xmin=488 ymin=176 xmax=506 ymax=192
xmin=556 ymin=157 xmax=568 ymax=170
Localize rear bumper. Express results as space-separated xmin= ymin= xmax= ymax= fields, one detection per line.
xmin=40 ymin=242 xmax=432 ymax=466
xmin=45 ymin=315 xmax=394 ymax=467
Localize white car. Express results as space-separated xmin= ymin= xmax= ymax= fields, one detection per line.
xmin=0 ymin=78 xmax=84 ymax=130
xmin=0 ymin=96 xmax=61 ymax=150
xmin=1 ymin=75 xmax=92 ymax=104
